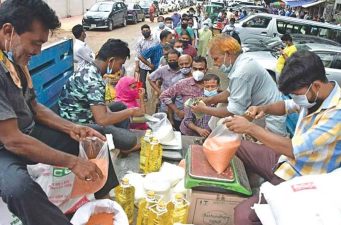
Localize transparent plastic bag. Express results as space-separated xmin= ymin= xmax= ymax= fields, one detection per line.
xmin=71 ymin=137 xmax=109 ymax=198
xmin=203 ymin=124 xmax=241 ymax=174
xmin=146 ymin=112 xmax=175 ymax=144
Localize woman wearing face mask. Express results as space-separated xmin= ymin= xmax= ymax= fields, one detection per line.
xmin=197 ymin=23 xmax=212 ymax=57
xmin=180 ymin=74 xmax=220 ymax=137
xmin=115 ymin=76 xmax=148 ymax=130
xmin=180 ymin=32 xmax=197 ymax=58
xmin=191 ymin=34 xmax=287 ymax=136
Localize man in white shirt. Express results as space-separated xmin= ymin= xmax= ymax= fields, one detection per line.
xmin=72 ymin=24 xmax=94 ymax=68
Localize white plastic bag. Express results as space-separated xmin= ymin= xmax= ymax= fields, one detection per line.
xmin=259 ymin=168 xmax=341 ymax=225
xmin=146 ymin=112 xmax=175 ymax=145
xmin=70 ymin=199 xmax=129 ymax=225
xmin=203 ymin=124 xmax=241 ymax=173
xmin=27 ymin=137 xmax=108 ymax=213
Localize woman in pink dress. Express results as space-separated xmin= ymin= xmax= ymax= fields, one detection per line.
xmin=115 ymin=76 xmax=148 ymax=130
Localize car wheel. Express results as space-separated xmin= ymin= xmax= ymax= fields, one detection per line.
xmin=122 ymin=18 xmax=127 ymax=27
xmin=108 ymin=20 xmax=113 ymax=31
xmin=133 ymin=15 xmax=138 ymax=24
xmin=142 ymin=16 xmax=145 ymax=22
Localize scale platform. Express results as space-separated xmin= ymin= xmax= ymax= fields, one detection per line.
xmin=185 ymin=145 xmax=252 ymax=196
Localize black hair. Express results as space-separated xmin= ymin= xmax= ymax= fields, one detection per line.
xmin=278 ymin=50 xmax=327 ymax=95
xmin=168 ymin=48 xmax=181 ymax=58
xmin=96 ymin=39 xmax=130 ymax=61
xmin=281 ymin=33 xmax=292 ymax=42
xmin=203 ymin=73 xmax=220 ymax=84
xmin=230 ymin=18 xmax=236 ymax=23
xmin=182 ymin=17 xmax=189 ymax=22
xmin=160 ymin=30 xmax=171 ymax=41
xmin=157 ymin=16 xmax=164 ymax=22
xmin=141 ymin=24 xmax=150 ymax=30
xmin=162 ymin=44 xmax=173 ymax=52
xmin=180 ymin=30 xmax=192 ymax=42
xmin=72 ymin=24 xmax=84 ymax=39
xmin=193 ymin=56 xmax=207 ymax=68
xmin=165 ymin=17 xmax=173 ymax=22
xmin=0 ymin=0 xmax=61 ymax=35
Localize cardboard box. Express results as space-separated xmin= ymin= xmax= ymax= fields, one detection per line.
xmin=188 ymin=190 xmax=247 ymax=225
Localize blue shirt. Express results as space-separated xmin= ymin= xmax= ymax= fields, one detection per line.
xmin=141 ymin=44 xmax=163 ymax=69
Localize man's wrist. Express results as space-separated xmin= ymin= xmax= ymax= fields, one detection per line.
xmin=245 ymin=123 xmax=256 ymax=136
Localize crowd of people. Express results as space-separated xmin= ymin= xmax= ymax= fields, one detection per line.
xmin=0 ymin=1 xmax=341 ymax=225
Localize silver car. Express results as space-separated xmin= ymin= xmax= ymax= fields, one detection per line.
xmin=245 ymin=42 xmax=341 ymax=85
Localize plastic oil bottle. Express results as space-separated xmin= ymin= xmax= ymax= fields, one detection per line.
xmin=136 ymin=191 xmax=157 ymax=225
xmin=168 ymin=193 xmax=190 ymax=224
xmin=147 ymin=200 xmax=170 ymax=225
xmin=140 ymin=129 xmax=153 ymax=173
xmin=147 ymin=137 xmax=163 ymax=173
xmin=114 ymin=178 xmax=135 ymax=224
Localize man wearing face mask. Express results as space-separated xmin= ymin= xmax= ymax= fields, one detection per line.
xmin=59 ymin=39 xmax=144 ymax=152
xmin=225 ymin=50 xmax=341 ymax=225
xmin=180 ymin=74 xmax=220 ymax=137
xmin=152 ymin=16 xmax=173 ymax=43
xmin=135 ymin=24 xmax=158 ymax=101
xmin=192 ymin=35 xmax=287 ymax=136
xmin=197 ymin=22 xmax=212 ymax=57
xmin=175 ymin=17 xmax=195 ymax=42
xmin=174 ymin=39 xmax=184 ymax=55
xmin=148 ymin=49 xmax=183 ymax=97
xmin=160 ymin=56 xmax=207 ymax=130
xmin=0 ymin=1 xmax=113 ymax=224
xmin=165 ymin=17 xmax=174 ymax=29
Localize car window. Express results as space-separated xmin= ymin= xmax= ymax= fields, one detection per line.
xmin=90 ymin=3 xmax=113 ymax=12
xmin=121 ymin=3 xmax=126 ymax=8
xmin=315 ymin=51 xmax=336 ymax=68
xmin=243 ymin=16 xmax=271 ymax=28
xmin=331 ymin=54 xmax=341 ymax=70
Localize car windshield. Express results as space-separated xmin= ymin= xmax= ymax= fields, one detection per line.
xmin=90 ymin=3 xmax=112 ymax=12
xmin=140 ymin=1 xmax=150 ymax=7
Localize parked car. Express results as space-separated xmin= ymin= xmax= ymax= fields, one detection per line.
xmin=245 ymin=42 xmax=341 ymax=84
xmin=82 ymin=1 xmax=127 ymax=31
xmin=126 ymin=3 xmax=145 ymax=24
xmin=234 ymin=13 xmax=341 ymax=44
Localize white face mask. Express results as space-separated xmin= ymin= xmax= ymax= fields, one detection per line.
xmin=192 ymin=70 xmax=205 ymax=81
xmin=219 ymin=53 xmax=233 ymax=74
xmin=174 ymin=47 xmax=183 ymax=54
xmin=290 ymin=83 xmax=319 ymax=109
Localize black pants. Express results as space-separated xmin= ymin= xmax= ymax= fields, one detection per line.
xmin=0 ymin=124 xmax=118 ymax=225
xmin=139 ymin=68 xmax=152 ymax=96
xmin=88 ymin=102 xmax=137 ymax=151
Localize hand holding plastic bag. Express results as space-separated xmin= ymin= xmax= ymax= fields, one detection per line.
xmin=203 ymin=124 xmax=241 ymax=174
xmin=71 ymin=137 xmax=109 ymax=198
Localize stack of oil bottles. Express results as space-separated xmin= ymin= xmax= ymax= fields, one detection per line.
xmin=114 ymin=130 xmax=190 ymax=224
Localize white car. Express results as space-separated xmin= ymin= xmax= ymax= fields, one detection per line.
xmin=245 ymin=43 xmax=341 ymax=85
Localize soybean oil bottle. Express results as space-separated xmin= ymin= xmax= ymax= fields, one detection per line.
xmin=114 ymin=178 xmax=135 ymax=224
xmin=168 ymin=193 xmax=190 ymax=224
xmin=140 ymin=129 xmax=153 ymax=173
xmin=148 ymin=137 xmax=163 ymax=173
xmin=136 ymin=191 xmax=157 ymax=225
xmin=147 ymin=201 xmax=170 ymax=225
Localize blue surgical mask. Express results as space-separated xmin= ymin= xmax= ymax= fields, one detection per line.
xmin=180 ymin=67 xmax=191 ymax=75
xmin=290 ymin=84 xmax=319 ymax=109
xmin=219 ymin=53 xmax=233 ymax=74
xmin=106 ymin=64 xmax=113 ymax=74
xmin=5 ymin=51 xmax=14 ymax=62
xmin=204 ymin=89 xmax=218 ymax=97
xmin=159 ymin=22 xmax=165 ymax=29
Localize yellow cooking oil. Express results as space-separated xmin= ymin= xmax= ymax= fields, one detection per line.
xmin=168 ymin=193 xmax=190 ymax=224
xmin=140 ymin=129 xmax=153 ymax=173
xmin=114 ymin=178 xmax=135 ymax=224
xmin=136 ymin=191 xmax=157 ymax=225
xmin=147 ymin=201 xmax=170 ymax=225
xmin=148 ymin=137 xmax=163 ymax=173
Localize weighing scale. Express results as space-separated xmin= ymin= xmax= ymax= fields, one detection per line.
xmin=161 ymin=131 xmax=183 ymax=161
xmin=185 ymin=145 xmax=252 ymax=196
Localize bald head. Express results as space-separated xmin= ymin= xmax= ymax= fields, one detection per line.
xmin=178 ymin=54 xmax=192 ymax=69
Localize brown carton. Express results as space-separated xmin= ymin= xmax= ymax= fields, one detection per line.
xmin=188 ymin=190 xmax=247 ymax=225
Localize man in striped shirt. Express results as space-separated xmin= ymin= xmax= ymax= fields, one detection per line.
xmin=225 ymin=50 xmax=341 ymax=225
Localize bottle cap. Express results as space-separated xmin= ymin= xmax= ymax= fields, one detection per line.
xmin=122 ymin=177 xmax=129 ymax=185
xmin=175 ymin=193 xmax=183 ymax=200
xmin=147 ymin=191 xmax=155 ymax=197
